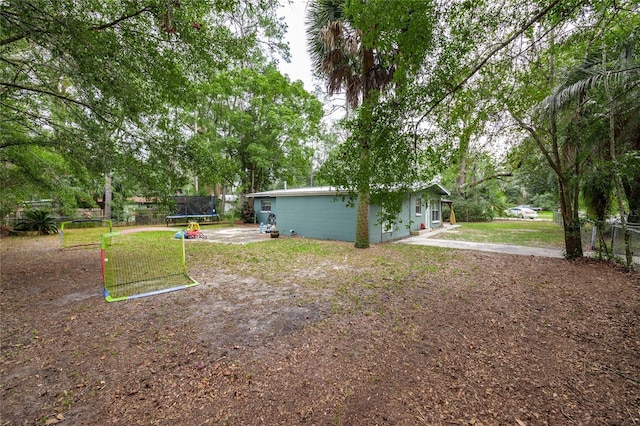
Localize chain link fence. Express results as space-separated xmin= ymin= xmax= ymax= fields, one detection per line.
xmin=553 ymin=212 xmax=639 ymax=266
xmin=611 ymin=224 xmax=640 ymax=264
xmin=580 ymin=220 xmax=639 ymax=266
xmin=4 ymin=211 xmax=168 ymax=229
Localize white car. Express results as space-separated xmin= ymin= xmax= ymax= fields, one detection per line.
xmin=505 ymin=206 xmax=538 ymax=219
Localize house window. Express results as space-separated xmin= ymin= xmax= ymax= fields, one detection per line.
xmin=415 ymin=198 xmax=422 ymax=216
xmin=382 ymin=220 xmax=394 ymax=233
xmin=260 ymin=200 xmax=271 ymax=212
xmin=431 ymin=201 xmax=440 ymax=222
xmin=382 ymin=209 xmax=394 ymax=233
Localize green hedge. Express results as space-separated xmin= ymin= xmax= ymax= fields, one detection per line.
xmin=445 ymin=199 xmax=495 ymax=222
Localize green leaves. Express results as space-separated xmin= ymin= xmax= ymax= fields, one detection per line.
xmin=188 ymin=64 xmax=323 ymax=193
xmin=14 ymin=210 xmax=58 ymax=235
xmin=345 ymin=0 xmax=437 ymax=83
xmin=1 ymin=0 xmax=296 ymax=209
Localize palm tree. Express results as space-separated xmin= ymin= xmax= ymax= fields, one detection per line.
xmin=15 ymin=210 xmax=58 ymax=235
xmin=539 ymin=33 xmax=640 ymax=267
xmin=306 ymin=0 xmax=395 ymax=248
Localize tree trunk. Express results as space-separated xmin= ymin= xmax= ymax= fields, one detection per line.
xmin=214 ymin=183 xmax=224 ymax=216
xmin=354 ymin=183 xmax=370 ymax=248
xmin=354 ymin=46 xmax=375 ymax=249
xmin=563 ymin=217 xmax=582 ymax=258
xmin=104 ymin=173 xmax=112 ymax=220
xmin=456 ymin=126 xmax=472 ymax=193
xmin=354 ymin=117 xmax=371 ymax=249
xmin=548 ymin=32 xmax=582 ymax=259
xmin=623 ymin=180 xmax=640 ymax=224
xmin=557 ymin=176 xmax=583 ymax=258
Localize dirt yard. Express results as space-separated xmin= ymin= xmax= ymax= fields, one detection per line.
xmin=1 ymin=232 xmax=639 ymax=425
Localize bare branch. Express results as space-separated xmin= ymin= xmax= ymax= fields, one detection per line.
xmin=1 ymin=81 xmax=111 ymax=123
xmin=0 ymin=6 xmax=153 ymax=46
xmin=90 ymin=6 xmax=153 ymax=31
xmin=414 ymin=0 xmax=567 ymax=130
xmin=467 ymin=172 xmax=513 ymax=188
xmin=509 ymin=111 xmax=563 ymax=178
xmin=0 ymin=34 xmax=28 ymax=46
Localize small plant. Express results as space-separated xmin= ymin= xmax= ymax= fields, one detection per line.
xmin=61 ymin=389 xmax=74 ymax=407
xmin=14 ymin=210 xmax=58 ymax=235
xmin=239 ymin=199 xmax=255 ymax=223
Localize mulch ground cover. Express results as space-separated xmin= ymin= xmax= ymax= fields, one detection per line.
xmin=1 ymin=234 xmax=638 ymax=425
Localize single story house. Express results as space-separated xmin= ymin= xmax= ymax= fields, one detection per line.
xmin=246 ymin=182 xmax=450 ymax=243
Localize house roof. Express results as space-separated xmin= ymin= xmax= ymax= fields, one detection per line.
xmin=246 ymin=186 xmax=346 ymax=198
xmin=246 ymin=181 xmax=450 ymax=198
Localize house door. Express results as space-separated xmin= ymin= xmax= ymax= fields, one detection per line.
xmin=423 ymin=201 xmax=428 ymax=230
xmin=427 ymin=199 xmax=441 ymax=229
xmin=425 ymin=200 xmax=432 ymax=229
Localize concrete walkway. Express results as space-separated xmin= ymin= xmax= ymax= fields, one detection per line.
xmin=400 ymin=225 xmax=640 ymax=264
xmin=397 ymin=225 xmax=565 ymax=258
xmin=399 ymin=236 xmax=565 ymax=258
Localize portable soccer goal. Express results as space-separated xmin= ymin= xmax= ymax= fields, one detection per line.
xmin=60 ymin=219 xmax=113 ymax=248
xmin=100 ymin=229 xmax=198 ymax=302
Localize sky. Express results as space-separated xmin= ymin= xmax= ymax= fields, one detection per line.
xmin=277 ymin=1 xmax=351 ymax=123
xmin=277 ymin=1 xmax=315 ymax=92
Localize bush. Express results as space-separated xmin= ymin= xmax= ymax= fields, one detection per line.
xmin=530 ymin=193 xmax=557 ymax=211
xmin=14 ymin=210 xmax=58 ymax=235
xmin=240 ymin=200 xmax=255 ymax=223
xmin=448 ymin=199 xmax=495 ymax=222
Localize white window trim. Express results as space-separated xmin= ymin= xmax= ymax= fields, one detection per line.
xmin=415 ymin=198 xmax=422 ymax=216
xmin=260 ymin=200 xmax=272 ymax=212
xmin=431 ymin=200 xmax=441 ymax=223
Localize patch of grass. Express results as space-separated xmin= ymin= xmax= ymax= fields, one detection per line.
xmin=537 ymin=211 xmax=554 ymax=220
xmin=436 ymin=220 xmax=565 ymax=248
xmin=185 ymin=238 xmax=452 ymax=314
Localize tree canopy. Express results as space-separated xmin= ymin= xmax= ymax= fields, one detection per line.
xmin=1 ymin=0 xmax=320 ymax=217
xmin=186 ymin=64 xmax=324 ymax=194
xmin=310 ymin=0 xmax=638 ymax=260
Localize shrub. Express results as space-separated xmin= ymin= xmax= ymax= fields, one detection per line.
xmin=14 ymin=210 xmax=58 ymax=235
xmin=530 ymin=193 xmax=557 ymax=211
xmin=448 ymin=199 xmax=495 ymax=222
xmin=240 ymin=199 xmax=255 ymax=223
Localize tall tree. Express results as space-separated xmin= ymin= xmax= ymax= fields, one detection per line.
xmin=0 ymin=0 xmax=283 ymax=213
xmin=465 ymin=0 xmax=638 ymax=259
xmin=307 ymin=0 xmax=382 ymax=248
xmin=508 ymin=28 xmax=585 ymax=258
xmin=519 ymin=3 xmax=639 ymax=262
xmin=307 ymin=0 xmax=437 ymax=248
xmin=191 ymin=64 xmax=323 ymax=194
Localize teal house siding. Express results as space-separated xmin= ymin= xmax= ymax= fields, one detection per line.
xmin=247 ymin=183 xmax=449 ymax=243
xmin=253 ymin=198 xmax=276 ymax=225
xmin=409 ymin=194 xmax=422 ymax=233
xmin=277 ymin=195 xmax=356 ymax=241
xmin=370 ymin=196 xmax=414 ymax=243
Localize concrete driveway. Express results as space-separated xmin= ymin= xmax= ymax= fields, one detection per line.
xmin=399 ymin=236 xmax=565 ymax=258
xmin=199 ymin=226 xmax=273 ymax=244
xmin=199 ymin=224 xmax=565 ymax=256
xmin=397 ymin=225 xmax=566 ymax=258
